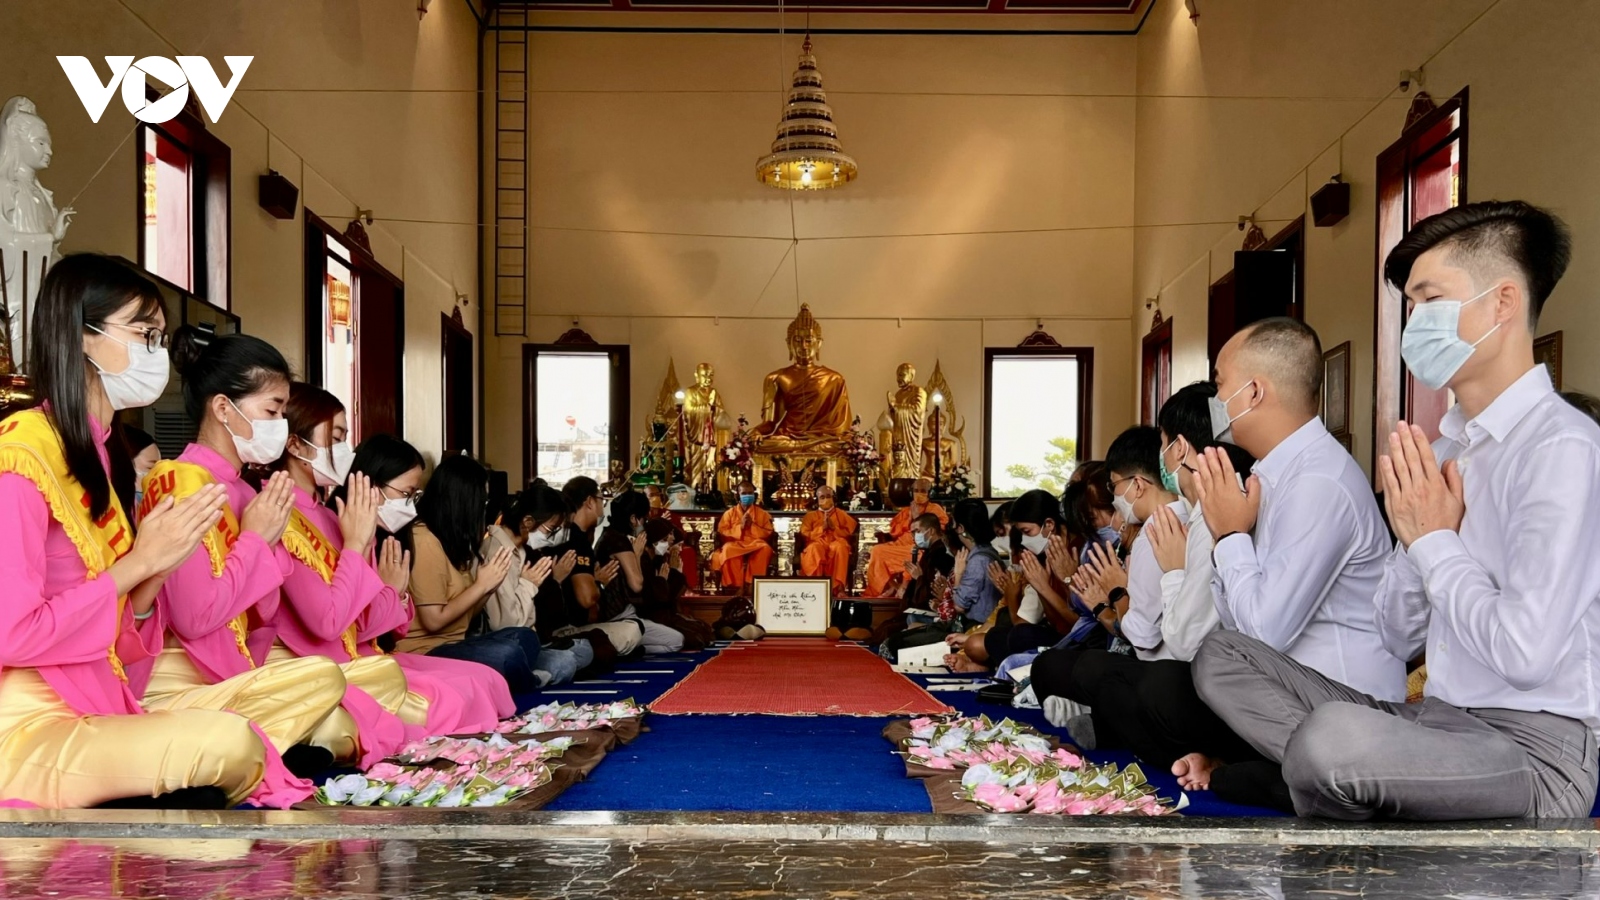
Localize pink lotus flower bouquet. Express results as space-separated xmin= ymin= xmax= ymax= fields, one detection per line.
xmin=315 ymin=733 xmax=575 ymax=808
xmin=898 ymin=715 xmax=1175 ymax=816
xmin=493 ymin=699 xmax=646 ymax=736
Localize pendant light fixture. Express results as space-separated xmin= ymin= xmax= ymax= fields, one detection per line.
xmin=757 ymin=34 xmax=857 ymax=191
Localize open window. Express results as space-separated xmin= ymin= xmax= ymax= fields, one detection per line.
xmin=1375 ymin=88 xmax=1468 ymax=459
xmin=983 ymin=345 xmax=1093 ymax=497
xmin=523 ymin=335 xmax=630 ymax=487
xmin=304 ymin=212 xmax=405 ymax=444
xmin=137 ymin=107 xmax=230 ymax=308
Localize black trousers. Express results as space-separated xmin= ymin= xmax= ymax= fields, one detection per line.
xmin=1030 ymin=648 xmax=1262 ymax=771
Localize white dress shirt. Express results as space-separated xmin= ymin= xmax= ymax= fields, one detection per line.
xmin=1375 ymin=365 xmax=1600 ymax=736
xmin=1157 ymin=498 xmax=1222 ymax=662
xmin=1121 ymin=499 xmax=1190 ymax=661
xmin=1213 ymin=417 xmax=1406 ymax=701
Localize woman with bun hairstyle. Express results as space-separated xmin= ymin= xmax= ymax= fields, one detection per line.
xmin=259 ymin=383 xmax=413 ymax=766
xmin=0 ymin=254 xmax=304 ymax=808
xmin=332 ymin=435 xmax=514 ymax=737
xmin=128 ymin=326 xmax=349 ymax=777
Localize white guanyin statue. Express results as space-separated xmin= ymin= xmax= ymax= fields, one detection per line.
xmin=0 ymin=96 xmax=74 ymax=373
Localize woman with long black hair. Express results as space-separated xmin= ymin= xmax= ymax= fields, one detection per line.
xmin=396 ymin=453 xmax=553 ymax=695
xmin=594 ymin=489 xmax=685 ymax=654
xmin=336 ymin=436 xmax=514 ymax=737
xmin=0 ymin=254 xmax=305 ymax=808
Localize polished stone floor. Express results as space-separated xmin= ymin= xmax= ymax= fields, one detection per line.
xmin=3 ymin=835 xmax=1600 ymax=898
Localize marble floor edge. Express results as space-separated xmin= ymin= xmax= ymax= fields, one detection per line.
xmin=0 ymin=810 xmax=1594 ymax=849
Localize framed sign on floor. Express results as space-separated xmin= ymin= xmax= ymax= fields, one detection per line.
xmin=752 ymin=578 xmax=832 ymax=636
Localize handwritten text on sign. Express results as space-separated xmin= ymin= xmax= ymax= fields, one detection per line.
xmin=754 ymin=579 xmax=830 ymax=635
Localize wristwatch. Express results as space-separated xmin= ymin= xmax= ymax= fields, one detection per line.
xmin=1090 ymin=601 xmax=1111 ymax=619
xmin=1107 ymin=587 xmax=1128 ymax=606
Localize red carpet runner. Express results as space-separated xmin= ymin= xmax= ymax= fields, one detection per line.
xmin=649 ymin=638 xmax=953 ymax=717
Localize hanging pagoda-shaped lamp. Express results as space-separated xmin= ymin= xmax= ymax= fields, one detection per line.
xmin=757 ymin=36 xmax=858 ymax=190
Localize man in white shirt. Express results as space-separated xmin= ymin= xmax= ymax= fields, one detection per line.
xmin=1032 ymin=402 xmax=1260 ymax=779
xmin=1197 ymin=200 xmax=1600 ymax=820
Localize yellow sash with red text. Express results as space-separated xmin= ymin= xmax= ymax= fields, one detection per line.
xmin=280 ymin=508 xmax=363 ymax=659
xmin=0 ymin=410 xmax=135 ymax=681
xmin=138 ymin=460 xmax=255 ymax=667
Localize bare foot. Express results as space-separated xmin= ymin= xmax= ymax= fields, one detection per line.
xmin=1171 ymin=752 xmax=1222 ymax=791
xmin=945 ymin=653 xmax=988 ymax=674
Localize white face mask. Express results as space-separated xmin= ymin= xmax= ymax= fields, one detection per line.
xmin=1208 ymin=381 xmax=1255 ymax=443
xmin=1400 ymin=284 xmax=1502 ymax=390
xmin=991 ymin=536 xmax=1010 ymax=555
xmin=529 ymin=526 xmax=569 ymax=550
xmin=653 ymin=540 xmax=671 ymax=557
xmin=87 ymin=325 xmax=170 ymax=411
xmin=377 ymin=496 xmax=417 ymax=533
xmin=1113 ymin=479 xmax=1143 ymax=526
xmin=1020 ymin=531 xmax=1049 ymax=555
xmin=295 ymin=441 xmax=354 ymax=489
xmin=225 ymin=397 xmax=289 ymax=466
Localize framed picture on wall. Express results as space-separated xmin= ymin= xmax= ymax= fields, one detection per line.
xmin=1322 ymin=341 xmax=1352 ymax=441
xmin=1535 ymin=331 xmax=1563 ymax=390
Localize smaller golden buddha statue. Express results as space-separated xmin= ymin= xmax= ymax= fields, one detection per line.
xmin=886 ymin=363 xmax=927 ymax=480
xmin=752 ymin=304 xmax=853 ymax=455
xmin=681 ymin=362 xmax=721 ymax=493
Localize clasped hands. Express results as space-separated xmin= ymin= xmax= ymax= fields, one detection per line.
xmin=1069 ymin=543 xmax=1127 ymax=618
xmin=1193 ymin=446 xmax=1260 ymax=539
xmin=1379 ymin=420 xmax=1464 ymax=549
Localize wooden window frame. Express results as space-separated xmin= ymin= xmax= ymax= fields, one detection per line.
xmin=1141 ymin=317 xmax=1173 ymax=427
xmin=135 ymin=102 xmax=231 ymax=308
xmin=1373 ymin=87 xmax=1470 ymax=471
xmin=981 ymin=345 xmax=1094 ymax=498
xmin=522 ymin=343 xmax=631 ymax=488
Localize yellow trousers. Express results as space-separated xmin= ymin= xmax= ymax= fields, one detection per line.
xmin=140 ymin=648 xmax=346 ymax=754
xmin=0 ymin=668 xmax=266 ymax=807
xmin=262 ymin=644 xmax=408 ymax=762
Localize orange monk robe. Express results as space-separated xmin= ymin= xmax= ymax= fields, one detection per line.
xmin=711 ymin=505 xmax=775 ymax=589
xmin=800 ymin=507 xmax=858 ymax=593
xmin=865 ymin=502 xmax=948 ymax=597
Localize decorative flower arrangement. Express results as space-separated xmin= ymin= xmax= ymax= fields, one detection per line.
xmin=493 ymin=699 xmax=647 ymax=735
xmin=722 ymin=414 xmax=754 ymax=476
xmin=932 ymin=464 xmax=977 ymax=501
xmin=315 ymin=733 xmax=572 ymax=808
xmin=842 ymin=418 xmax=881 ymax=476
xmin=898 ymin=715 xmax=1174 ymax=816
xmin=849 ymin=488 xmax=871 ymax=512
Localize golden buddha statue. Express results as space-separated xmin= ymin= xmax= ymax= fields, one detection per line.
xmin=886 ymin=362 xmax=927 ymax=480
xmin=681 ymin=362 xmax=722 ymax=492
xmin=753 ymin=304 xmax=852 ymax=455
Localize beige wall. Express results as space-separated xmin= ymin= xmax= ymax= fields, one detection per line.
xmin=486 ymin=30 xmax=1140 ymax=486
xmin=1 ymin=0 xmax=480 ymax=463
xmin=1132 ymin=0 xmax=1600 ymax=476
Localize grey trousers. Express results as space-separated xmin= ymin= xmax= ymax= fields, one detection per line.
xmin=1193 ymin=631 xmax=1598 ymax=820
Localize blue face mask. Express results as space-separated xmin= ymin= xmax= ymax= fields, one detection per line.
xmin=1401 ymin=284 xmax=1501 ymax=390
xmin=1096 ymin=525 xmax=1120 ymax=546
xmin=739 ymin=494 xmax=756 ymax=507
xmin=913 ymin=532 xmax=928 ymax=549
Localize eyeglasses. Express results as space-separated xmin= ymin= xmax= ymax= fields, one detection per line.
xmin=102 ymin=321 xmax=169 ymax=352
xmin=381 ymin=483 xmax=423 ymax=504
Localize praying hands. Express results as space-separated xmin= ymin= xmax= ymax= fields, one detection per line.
xmin=1379 ymin=420 xmax=1464 ymax=549
xmin=1195 ymin=445 xmax=1260 ymax=538
xmin=1145 ymin=504 xmax=1188 ymax=573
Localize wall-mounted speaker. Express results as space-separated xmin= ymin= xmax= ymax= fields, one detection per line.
xmin=258 ymin=170 xmax=299 ymax=220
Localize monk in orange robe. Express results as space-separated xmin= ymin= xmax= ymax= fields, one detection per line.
xmin=865 ymin=477 xmax=948 ymax=597
xmin=800 ymin=485 xmax=857 ymax=594
xmin=711 ymin=480 xmax=774 ymax=591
